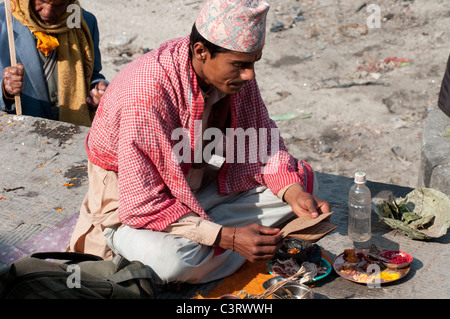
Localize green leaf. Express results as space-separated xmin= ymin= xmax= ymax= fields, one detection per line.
xmin=374 ymin=188 xmax=450 ymax=240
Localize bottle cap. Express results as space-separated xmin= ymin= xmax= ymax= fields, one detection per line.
xmin=354 ymin=171 xmax=366 ymax=184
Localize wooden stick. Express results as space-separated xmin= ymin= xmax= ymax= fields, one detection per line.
xmin=4 ymin=0 xmax=22 ymax=115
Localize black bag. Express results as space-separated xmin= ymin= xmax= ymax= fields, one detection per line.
xmin=0 ymin=252 xmax=156 ymax=299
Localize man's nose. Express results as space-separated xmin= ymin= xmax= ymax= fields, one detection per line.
xmin=40 ymin=5 xmax=57 ymax=19
xmin=240 ymin=66 xmax=255 ymax=81
xmin=42 ymin=7 xmax=52 ymax=16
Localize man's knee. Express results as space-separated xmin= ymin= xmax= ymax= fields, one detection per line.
xmin=103 ymin=225 xmax=212 ymax=284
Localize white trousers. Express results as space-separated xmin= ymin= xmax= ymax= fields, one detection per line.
xmin=104 ymin=179 xmax=318 ymax=284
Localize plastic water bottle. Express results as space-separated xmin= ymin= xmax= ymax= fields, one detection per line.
xmin=348 ymin=172 xmax=372 ymax=242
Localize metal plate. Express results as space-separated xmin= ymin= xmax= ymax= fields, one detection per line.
xmin=333 ymin=249 xmax=410 ymax=285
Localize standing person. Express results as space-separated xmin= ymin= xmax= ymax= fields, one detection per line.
xmin=69 ymin=0 xmax=331 ymax=284
xmin=0 ymin=0 xmax=107 ymax=126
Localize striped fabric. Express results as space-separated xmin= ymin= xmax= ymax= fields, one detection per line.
xmin=86 ymin=35 xmax=314 ymax=231
xmin=43 ymin=49 xmax=57 ymax=82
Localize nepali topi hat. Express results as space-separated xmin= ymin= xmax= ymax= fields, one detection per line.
xmin=195 ymin=0 xmax=270 ymax=53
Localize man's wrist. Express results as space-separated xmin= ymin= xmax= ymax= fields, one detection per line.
xmin=2 ymin=81 xmax=15 ymax=101
xmin=282 ymin=183 xmax=305 ymax=205
xmin=214 ymin=226 xmax=234 ymax=251
xmin=277 ymin=182 xmax=302 ymax=202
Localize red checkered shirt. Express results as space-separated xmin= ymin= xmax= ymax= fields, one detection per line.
xmin=86 ymin=35 xmax=315 ymax=231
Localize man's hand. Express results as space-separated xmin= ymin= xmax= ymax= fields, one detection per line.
xmin=284 ymin=183 xmax=331 ymax=219
xmin=86 ymin=81 xmax=108 ymax=108
xmin=2 ymin=63 xmax=24 ymax=97
xmin=216 ymin=224 xmax=283 ymax=262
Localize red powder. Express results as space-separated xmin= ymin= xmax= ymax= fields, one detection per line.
xmin=390 ymin=255 xmax=410 ymax=264
xmin=381 ymin=251 xmax=412 ymax=264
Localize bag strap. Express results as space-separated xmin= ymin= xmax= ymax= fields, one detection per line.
xmin=107 ymin=256 xmax=154 ymax=283
xmin=106 ymin=268 xmax=153 ymax=284
xmin=30 ymin=252 xmax=103 ymax=263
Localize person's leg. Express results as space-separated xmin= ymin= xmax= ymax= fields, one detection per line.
xmin=104 ymin=225 xmax=245 ymax=284
xmin=105 ymin=173 xmax=320 ymax=284
xmin=196 ymin=183 xmax=295 ymax=228
xmin=104 ymin=183 xmax=294 ymax=284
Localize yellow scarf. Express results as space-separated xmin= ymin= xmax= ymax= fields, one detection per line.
xmin=34 ymin=31 xmax=60 ymax=57
xmin=11 ymin=0 xmax=94 ymax=126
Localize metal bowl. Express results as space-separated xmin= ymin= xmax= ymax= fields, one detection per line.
xmin=271 ymin=282 xmax=314 ymax=299
xmin=379 ymin=250 xmax=413 ymax=269
xmin=262 ymin=276 xmax=285 ymax=290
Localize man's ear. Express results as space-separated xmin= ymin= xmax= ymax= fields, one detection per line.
xmin=192 ymin=42 xmax=208 ymax=62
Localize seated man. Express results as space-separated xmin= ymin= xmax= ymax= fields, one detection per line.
xmin=68 ymin=0 xmax=331 ymax=284
xmin=0 ymin=0 xmax=107 ymax=126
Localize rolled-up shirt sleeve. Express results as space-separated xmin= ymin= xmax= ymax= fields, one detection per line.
xmin=163 ymin=212 xmax=222 ymax=246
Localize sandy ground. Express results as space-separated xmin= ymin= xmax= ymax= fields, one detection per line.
xmin=80 ymin=0 xmax=450 ymax=188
